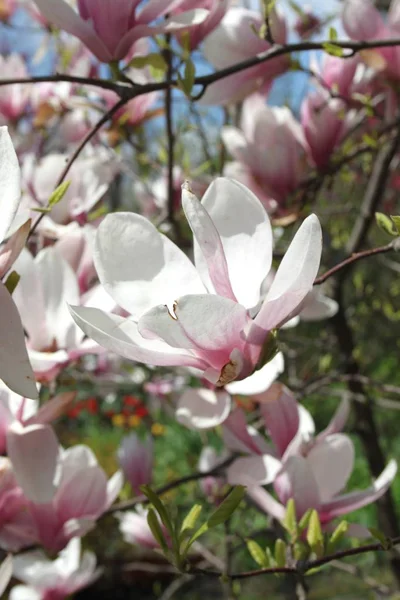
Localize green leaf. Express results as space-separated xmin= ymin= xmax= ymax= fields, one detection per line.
xmin=256 ymin=329 xmax=279 ymax=370
xmin=147 ymin=508 xmax=168 ymax=553
xmin=181 ymin=504 xmax=202 ymax=535
xmin=247 ymin=539 xmax=271 ymax=568
xmin=4 ymin=271 xmax=20 ymax=295
xmin=307 ymin=510 xmax=324 ymax=558
xmin=328 ymin=26 xmax=338 ymax=40
xmin=127 ymin=53 xmax=167 ymax=72
xmin=282 ymin=499 xmax=297 ymax=540
xmin=369 ymin=527 xmax=391 ymax=549
xmin=141 ymin=485 xmax=173 ymax=533
xmin=207 ymin=486 xmax=245 ymax=528
xmin=294 ymin=541 xmax=309 ymax=561
xmin=274 ymin=539 xmax=286 ymax=568
xmin=48 ymin=181 xmax=71 ymax=208
xmin=327 ymin=520 xmax=348 ymax=554
xmin=298 ymin=509 xmax=313 ymax=532
xmin=375 ymin=212 xmax=398 ymax=236
xmin=390 ymin=215 xmax=400 ymax=235
xmin=177 ymin=59 xmax=196 ymax=97
xmin=322 ymin=42 xmax=344 ymax=57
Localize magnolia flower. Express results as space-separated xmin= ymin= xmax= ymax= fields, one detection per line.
xmin=0 ymin=382 xmax=75 ymax=454
xmin=12 ymin=247 xmax=102 ymax=380
xmin=226 ymin=385 xmax=397 ymax=531
xmin=342 ymin=0 xmax=400 ymax=78
xmin=11 ymin=537 xmax=102 ymax=600
xmin=118 ymin=507 xmax=169 ymax=550
xmin=222 ymin=94 xmax=308 ymax=210
xmin=118 ymin=433 xmax=153 ymax=495
xmin=0 ymin=457 xmax=37 ymax=552
xmin=0 ymin=55 xmax=30 ymax=123
xmin=7 ymin=423 xmax=123 ymax=551
xmin=32 ymin=0 xmax=209 ymax=63
xmin=71 ymin=178 xmax=322 ymax=393
xmin=0 ymin=127 xmax=37 ymax=399
xmin=201 ymin=7 xmax=288 ymax=105
xmin=173 ymin=0 xmax=229 ymax=50
xmin=0 ymin=556 xmax=12 ymax=598
xmin=294 ymin=5 xmax=321 ymax=39
xmin=301 ymin=90 xmax=356 ymax=169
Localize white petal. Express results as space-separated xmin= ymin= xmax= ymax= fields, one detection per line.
xmin=94 ymin=212 xmax=204 ymax=319
xmin=226 ymin=352 xmax=284 ymax=396
xmin=300 ymin=288 xmax=338 ymax=321
xmin=254 ymin=214 xmax=322 ymax=330
xmin=0 ymin=283 xmax=38 ymax=399
xmin=0 ymin=127 xmax=21 ymax=244
xmin=0 ymin=555 xmax=12 ymax=597
xmin=196 ymin=178 xmax=273 ymax=310
xmin=227 ymin=454 xmax=282 ymax=486
xmin=176 ymin=388 xmax=231 ymax=429
xmin=307 ymin=434 xmax=355 ymax=503
xmin=70 ymin=306 xmax=208 ymax=370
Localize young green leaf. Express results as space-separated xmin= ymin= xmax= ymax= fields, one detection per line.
xmin=274 ymin=539 xmax=287 ymax=568
xmin=127 ymin=54 xmax=167 ymax=72
xmin=147 ymin=508 xmax=168 ymax=553
xmin=48 ymin=181 xmax=71 ymax=208
xmin=375 ymin=212 xmax=398 ymax=236
xmin=307 ymin=510 xmax=324 ymax=558
xmin=391 ymin=215 xmax=400 ymax=235
xmin=322 ymin=42 xmax=344 ymax=57
xmin=207 ymin=486 xmax=246 ymax=528
xmin=141 ymin=485 xmax=173 ymax=533
xmin=326 ymin=520 xmax=348 ymax=554
xmin=4 ymin=271 xmax=20 ymax=295
xmin=298 ymin=509 xmax=313 ymax=532
xmin=247 ymin=539 xmax=271 ymax=568
xmin=181 ymin=504 xmax=202 ymax=535
xmin=282 ymin=499 xmax=297 ymax=540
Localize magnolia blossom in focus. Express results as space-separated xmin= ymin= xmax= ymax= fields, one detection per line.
xmin=7 ymin=423 xmax=123 ymax=551
xmin=226 ymin=384 xmax=397 ymax=531
xmin=11 ymin=537 xmax=101 ymax=600
xmin=222 ymin=94 xmax=308 ymax=212
xmin=343 ymin=0 xmax=400 ymax=79
xmin=0 ymin=127 xmax=37 ymax=399
xmin=71 ymin=178 xmax=322 ymax=395
xmin=201 ymin=7 xmax=288 ymax=105
xmin=118 ymin=433 xmax=153 ymax=495
xmin=32 ymin=0 xmax=209 ymax=62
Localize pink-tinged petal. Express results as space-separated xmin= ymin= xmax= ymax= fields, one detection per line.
xmin=0 ymin=283 xmax=38 ymax=399
xmin=282 ymin=405 xmax=315 ymax=460
xmin=199 ymin=70 xmax=272 ymax=106
xmin=390 ymin=0 xmax=400 ymax=31
xmin=12 ymin=249 xmax=50 ymax=351
xmin=7 ymin=423 xmax=58 ymax=503
xmin=317 ymin=397 xmax=350 ymax=441
xmin=56 ymin=466 xmax=107 ymax=520
xmin=182 ymin=182 xmax=236 ymax=301
xmin=61 ymin=518 xmax=95 ymax=546
xmin=221 ymin=127 xmax=250 ymax=163
xmin=0 ymin=127 xmax=21 ymax=244
xmin=27 ymin=349 xmax=69 ymax=378
xmin=275 ymin=456 xmax=321 ymax=517
xmin=258 ymin=384 xmax=300 ymax=458
xmin=342 ymin=0 xmax=384 ymax=40
xmin=322 ymin=459 xmax=398 ymax=518
xmin=226 ymin=352 xmax=284 ymax=396
xmin=197 ymin=178 xmax=273 ymax=310
xmin=299 ymin=289 xmax=338 ymax=321
xmin=227 ymin=454 xmax=282 ymax=486
xmin=26 ymin=392 xmax=76 ymax=426
xmin=176 ymin=388 xmax=231 ymax=429
xmin=307 ymin=434 xmax=355 ymax=503
xmin=94 ymin=213 xmax=204 ymax=320
xmin=253 ymin=214 xmax=322 ymax=331
xmin=106 ymin=470 xmax=123 ymax=507
xmin=32 ymin=0 xmax=112 ymax=62
xmin=246 ymin=485 xmax=286 ymax=521
xmin=0 ymin=219 xmax=31 ymax=278
xmin=69 ymin=306 xmax=208 ymax=370
xmin=222 ymin=408 xmax=270 ymax=455
xmin=0 ymin=555 xmax=12 ymax=597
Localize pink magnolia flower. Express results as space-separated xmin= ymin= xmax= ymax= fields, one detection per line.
xmin=12 ymin=247 xmax=102 ymax=380
xmin=0 ymin=55 xmax=30 ymax=123
xmin=0 ymin=457 xmax=37 ymax=552
xmin=118 ymin=433 xmax=153 ymax=495
xmin=11 ymin=537 xmax=102 ymax=600
xmin=342 ymin=0 xmax=400 ymax=79
xmin=54 ymin=224 xmax=97 ymax=295
xmin=222 ymin=94 xmax=309 ymax=211
xmin=301 ymin=90 xmax=357 ymax=169
xmin=0 ymin=127 xmax=37 ymax=399
xmin=226 ymin=385 xmax=397 ymax=531
xmin=70 ymin=177 xmax=322 ymax=393
xmin=118 ymin=507 xmax=170 ymax=550
xmin=173 ymin=0 xmax=229 ymax=50
xmin=32 ymin=0 xmax=209 ymax=63
xmin=7 ymin=423 xmax=123 ymax=552
xmin=201 ymin=7 xmax=288 ymax=105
